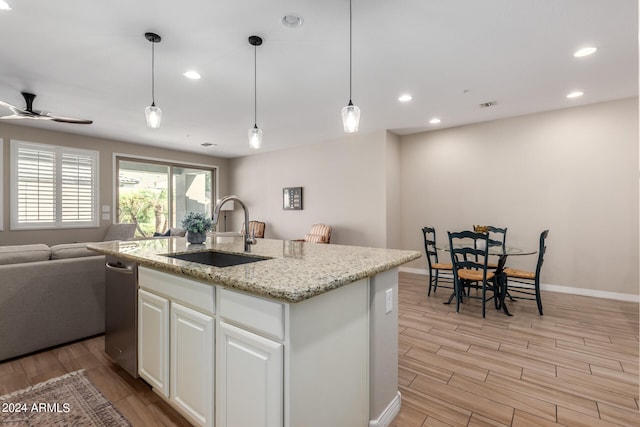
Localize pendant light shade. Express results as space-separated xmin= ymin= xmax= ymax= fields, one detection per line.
xmin=342 ymin=0 xmax=360 ymax=133
xmin=248 ymin=35 xmax=263 ymax=149
xmin=145 ymin=103 xmax=161 ymax=128
xmin=144 ymin=32 xmax=162 ymax=128
xmin=342 ymin=101 xmax=360 ymax=133
xmin=248 ymin=124 xmax=263 ymax=149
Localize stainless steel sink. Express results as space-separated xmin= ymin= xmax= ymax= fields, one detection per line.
xmin=165 ymin=250 xmax=270 ymax=267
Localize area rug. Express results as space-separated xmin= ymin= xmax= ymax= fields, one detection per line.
xmin=0 ymin=369 xmax=131 ymax=426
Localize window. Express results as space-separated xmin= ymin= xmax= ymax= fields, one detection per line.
xmin=116 ymin=157 xmax=214 ymax=237
xmin=11 ymin=140 xmax=99 ymax=229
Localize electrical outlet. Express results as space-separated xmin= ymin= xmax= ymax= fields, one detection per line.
xmin=385 ymin=288 xmax=393 ymax=314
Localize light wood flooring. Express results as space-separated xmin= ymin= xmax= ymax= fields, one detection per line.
xmin=0 ymin=271 xmax=637 ymax=427
xmin=391 ymin=272 xmax=639 ymax=427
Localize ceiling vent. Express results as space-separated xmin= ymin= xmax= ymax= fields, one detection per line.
xmin=479 ymin=101 xmax=497 ymax=108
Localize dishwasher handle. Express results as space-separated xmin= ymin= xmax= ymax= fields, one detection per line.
xmin=106 ymin=262 xmax=134 ymax=274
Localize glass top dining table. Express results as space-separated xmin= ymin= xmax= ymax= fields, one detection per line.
xmin=437 ymin=244 xmax=537 ymax=315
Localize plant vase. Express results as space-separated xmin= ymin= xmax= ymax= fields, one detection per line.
xmin=187 ymin=231 xmax=206 ymax=244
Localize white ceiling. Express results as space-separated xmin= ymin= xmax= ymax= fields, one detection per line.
xmin=0 ymin=0 xmax=637 ymax=158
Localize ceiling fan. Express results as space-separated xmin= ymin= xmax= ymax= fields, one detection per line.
xmin=0 ymin=92 xmax=93 ymax=124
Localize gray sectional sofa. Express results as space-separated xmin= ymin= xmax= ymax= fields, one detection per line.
xmin=0 ymin=243 xmax=106 ymax=361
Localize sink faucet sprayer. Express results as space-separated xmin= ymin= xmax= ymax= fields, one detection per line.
xmin=212 ymin=195 xmax=256 ymax=252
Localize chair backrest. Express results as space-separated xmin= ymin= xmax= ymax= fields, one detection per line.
xmin=248 ymin=221 xmax=265 ymax=238
xmin=534 ymin=230 xmax=549 ymax=277
xmin=421 ymin=227 xmax=440 ymax=269
xmin=448 ymin=230 xmax=491 ymax=279
xmin=103 ymin=223 xmax=137 ymax=241
xmin=241 ymin=221 xmax=266 ymax=238
xmin=473 ymin=225 xmax=507 ymax=248
xmin=305 ymin=223 xmax=332 ymax=243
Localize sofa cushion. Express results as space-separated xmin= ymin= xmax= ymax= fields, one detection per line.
xmin=50 ymin=242 xmax=98 ymax=260
xmin=0 ymin=244 xmax=51 ymax=265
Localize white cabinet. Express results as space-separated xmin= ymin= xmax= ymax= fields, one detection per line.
xmin=217 ymin=321 xmax=283 ymax=427
xmin=138 ymin=288 xmax=170 ymax=397
xmin=138 ymin=267 xmax=215 ymax=427
xmin=171 ymin=303 xmax=214 ymax=427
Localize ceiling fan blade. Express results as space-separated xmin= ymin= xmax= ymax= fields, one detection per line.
xmin=1 ymin=92 xmax=93 ymax=124
xmin=49 ymin=115 xmax=93 ymax=124
xmin=0 ymin=114 xmax=30 ymax=120
xmin=0 ymin=99 xmax=29 ymax=115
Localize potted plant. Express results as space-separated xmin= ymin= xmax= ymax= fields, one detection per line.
xmin=181 ymin=212 xmax=213 ymax=244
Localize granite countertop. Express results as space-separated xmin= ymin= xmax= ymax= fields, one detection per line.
xmin=88 ymin=237 xmax=420 ymax=303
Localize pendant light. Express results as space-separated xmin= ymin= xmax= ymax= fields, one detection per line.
xmin=248 ymin=35 xmax=263 ymax=149
xmin=341 ymin=0 xmax=360 ymax=133
xmin=144 ymin=32 xmax=162 ymax=128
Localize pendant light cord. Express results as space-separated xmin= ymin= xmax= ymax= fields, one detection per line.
xmin=349 ymin=0 xmax=353 ymax=102
xmin=151 ymin=40 xmax=156 ymax=105
xmin=254 ymin=44 xmax=257 ymax=125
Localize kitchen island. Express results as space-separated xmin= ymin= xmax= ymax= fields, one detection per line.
xmin=88 ymin=237 xmax=420 ymax=427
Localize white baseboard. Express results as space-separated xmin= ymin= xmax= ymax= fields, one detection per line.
xmin=369 ymin=391 xmax=401 ymax=427
xmin=399 ymin=267 xmax=640 ymax=303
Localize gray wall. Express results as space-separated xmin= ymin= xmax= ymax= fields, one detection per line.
xmin=399 ymin=97 xmax=639 ymax=296
xmin=229 ymin=130 xmax=394 ymax=247
xmin=0 ymin=122 xmax=230 ymax=246
xmin=228 ymin=98 xmax=638 ymax=297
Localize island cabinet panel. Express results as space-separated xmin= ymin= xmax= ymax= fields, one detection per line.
xmin=138 ymin=267 xmax=216 ymax=427
xmin=218 ymin=288 xmax=284 ymax=340
xmin=138 ymin=289 xmax=170 ymax=398
xmin=171 ymin=302 xmax=214 ymax=427
xmin=217 ymin=321 xmax=283 ymax=427
xmin=287 ymin=279 xmax=369 ymax=427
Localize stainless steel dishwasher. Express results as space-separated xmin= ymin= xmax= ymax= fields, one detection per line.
xmin=105 ymin=255 xmax=138 ymax=378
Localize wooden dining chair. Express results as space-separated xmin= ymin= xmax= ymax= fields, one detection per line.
xmin=421 ymin=227 xmax=453 ymax=296
xmin=473 ymin=225 xmax=507 ymax=268
xmin=241 ymin=221 xmax=266 ymax=238
xmin=448 ymin=230 xmax=498 ymax=318
xmin=503 ymin=230 xmax=549 ymax=315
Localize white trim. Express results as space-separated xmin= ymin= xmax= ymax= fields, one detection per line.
xmin=399 ymin=267 xmax=640 ymax=303
xmin=369 ymin=391 xmax=401 ymax=427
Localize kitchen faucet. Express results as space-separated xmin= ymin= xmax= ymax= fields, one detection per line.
xmin=212 ymin=195 xmax=256 ymax=252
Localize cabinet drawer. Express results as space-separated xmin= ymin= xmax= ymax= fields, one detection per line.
xmin=139 ymin=267 xmax=215 ymax=315
xmin=218 ymin=288 xmax=285 ymax=340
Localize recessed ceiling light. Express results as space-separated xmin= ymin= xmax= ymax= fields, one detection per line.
xmin=183 ymin=70 xmax=201 ymax=80
xmin=574 ymin=47 xmax=597 ymax=58
xmin=281 ymin=14 xmax=303 ymax=28
xmin=0 ymin=1 xmax=11 ymax=11
xmin=567 ymin=91 xmax=584 ymax=99
xmin=398 ymin=94 xmax=413 ymax=102
xmin=429 ymin=118 xmax=441 ymax=124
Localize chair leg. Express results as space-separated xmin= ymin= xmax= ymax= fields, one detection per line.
xmin=481 ymin=281 xmax=487 ymax=318
xmin=433 ymin=270 xmax=439 ymax=294
xmin=454 ymin=278 xmax=461 ymax=313
xmin=427 ymin=268 xmax=433 ymax=296
xmin=535 ymin=280 xmax=543 ymax=315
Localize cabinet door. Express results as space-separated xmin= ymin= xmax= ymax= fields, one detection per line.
xmin=138 ymin=289 xmax=170 ymax=397
xmin=171 ymin=303 xmax=214 ymax=427
xmin=217 ymin=322 xmax=283 ymax=427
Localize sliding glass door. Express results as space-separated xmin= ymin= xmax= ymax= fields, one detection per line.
xmin=117 ymin=158 xmax=214 ymax=237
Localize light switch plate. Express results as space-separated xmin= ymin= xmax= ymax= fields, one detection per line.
xmin=385 ymin=288 xmax=393 ymax=314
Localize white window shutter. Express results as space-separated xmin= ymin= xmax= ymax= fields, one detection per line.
xmin=11 ymin=141 xmax=98 ymax=229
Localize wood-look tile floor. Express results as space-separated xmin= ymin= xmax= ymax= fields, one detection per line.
xmin=390 ymin=272 xmax=639 ymax=427
xmin=0 ymin=271 xmax=637 ymax=427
